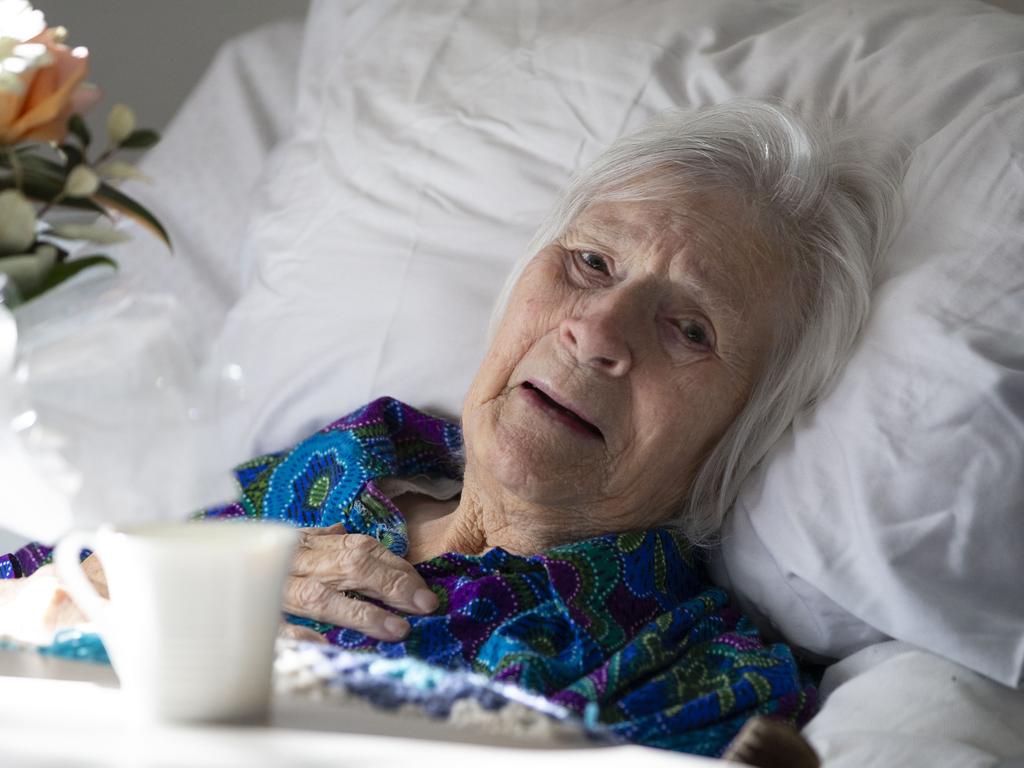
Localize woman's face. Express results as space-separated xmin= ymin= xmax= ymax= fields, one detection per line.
xmin=462 ymin=193 xmax=789 ymax=540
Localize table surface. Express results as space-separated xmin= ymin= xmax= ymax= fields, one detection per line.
xmin=0 ymin=648 xmax=728 ymax=767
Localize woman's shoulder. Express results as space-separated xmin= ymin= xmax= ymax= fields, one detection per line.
xmin=205 ymin=397 xmax=463 ymax=528
xmin=321 ymin=397 xmax=464 ymax=480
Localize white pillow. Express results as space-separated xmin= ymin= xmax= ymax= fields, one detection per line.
xmin=210 ymin=0 xmax=1024 ymax=685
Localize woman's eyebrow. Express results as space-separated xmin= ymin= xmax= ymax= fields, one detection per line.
xmin=579 ymin=214 xmax=662 ymax=246
xmin=676 ymin=275 xmax=744 ymax=325
xmin=560 ymin=223 xmax=619 ymax=254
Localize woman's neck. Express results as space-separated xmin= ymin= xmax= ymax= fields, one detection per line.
xmin=401 ymin=470 xmax=584 ymax=563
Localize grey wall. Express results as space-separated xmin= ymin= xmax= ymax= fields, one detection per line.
xmin=31 ymin=1 xmax=308 ymax=137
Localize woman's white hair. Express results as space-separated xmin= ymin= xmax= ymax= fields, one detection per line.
xmin=487 ymin=99 xmax=906 ymax=545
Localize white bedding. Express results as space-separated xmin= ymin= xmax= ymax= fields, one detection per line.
xmin=807 ymin=642 xmax=1024 ymax=768
xmin=198 ymin=0 xmax=1024 ymax=693
xmin=5 ymin=8 xmax=1024 ymax=768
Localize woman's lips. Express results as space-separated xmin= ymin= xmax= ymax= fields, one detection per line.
xmin=520 ymin=381 xmax=604 ymax=440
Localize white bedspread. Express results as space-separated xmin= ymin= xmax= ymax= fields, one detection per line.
xmin=806 ymin=642 xmax=1024 ymax=768
xmin=6 ymin=13 xmax=1024 ymax=767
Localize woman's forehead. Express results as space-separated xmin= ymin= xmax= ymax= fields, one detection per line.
xmin=560 ymin=196 xmax=790 ymax=332
xmin=566 ymin=198 xmax=764 ymax=280
xmin=568 ymin=194 xmax=752 ymax=249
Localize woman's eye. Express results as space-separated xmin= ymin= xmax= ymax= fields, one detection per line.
xmin=678 ymin=320 xmax=712 ymax=349
xmin=577 ymin=250 xmax=610 ymax=274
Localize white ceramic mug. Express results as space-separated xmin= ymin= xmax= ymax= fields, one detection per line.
xmin=55 ymin=520 xmax=298 ymax=723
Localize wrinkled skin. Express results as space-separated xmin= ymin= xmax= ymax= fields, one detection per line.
xmin=455 ymin=194 xmax=787 ymax=553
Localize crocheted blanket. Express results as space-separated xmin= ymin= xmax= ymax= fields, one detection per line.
xmin=1 ymin=397 xmax=815 ymax=755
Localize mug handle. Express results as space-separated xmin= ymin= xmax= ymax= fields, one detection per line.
xmin=54 ymin=530 xmax=109 ymax=624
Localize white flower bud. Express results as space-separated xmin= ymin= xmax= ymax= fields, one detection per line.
xmin=106 ymin=102 xmax=136 ymax=145
xmin=64 ymin=164 xmax=100 ymax=197
xmin=0 ymin=189 xmax=37 ymax=255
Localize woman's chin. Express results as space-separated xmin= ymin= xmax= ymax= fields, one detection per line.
xmin=473 ymin=392 xmax=607 ymax=506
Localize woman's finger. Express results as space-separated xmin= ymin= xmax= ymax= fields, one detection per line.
xmin=282 ymin=574 xmax=411 ymax=641
xmin=0 ymin=565 xmax=92 ymax=643
xmin=292 ymin=532 xmax=437 ymax=614
xmin=80 ymin=554 xmax=109 ymax=599
xmin=277 ymin=621 xmax=328 ymax=644
xmin=42 ymin=587 xmax=89 ymax=631
xmin=298 ymin=522 xmax=348 ymax=538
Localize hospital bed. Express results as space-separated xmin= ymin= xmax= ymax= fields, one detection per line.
xmin=3 ymin=1 xmax=1024 ymax=765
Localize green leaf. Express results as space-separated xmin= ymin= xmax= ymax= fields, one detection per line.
xmin=0 ymin=244 xmax=59 ymax=298
xmin=0 ymin=155 xmax=111 ymax=217
xmin=68 ymin=114 xmax=91 ymax=149
xmin=13 ymin=152 xmax=67 ymax=179
xmin=93 ymin=181 xmax=172 ymax=249
xmin=58 ymin=143 xmax=84 ymax=170
xmin=119 ymin=129 xmax=160 ymax=149
xmin=23 ymin=254 xmax=117 ymax=303
xmin=0 ymin=171 xmax=109 ymax=216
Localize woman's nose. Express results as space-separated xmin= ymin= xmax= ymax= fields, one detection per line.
xmin=559 ymin=306 xmax=633 ymax=377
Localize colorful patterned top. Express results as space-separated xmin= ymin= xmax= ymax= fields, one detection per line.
xmin=1 ymin=397 xmax=815 ymax=755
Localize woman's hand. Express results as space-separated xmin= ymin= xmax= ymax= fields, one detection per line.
xmin=0 ymin=556 xmax=108 ymax=644
xmin=282 ymin=524 xmax=438 ymax=642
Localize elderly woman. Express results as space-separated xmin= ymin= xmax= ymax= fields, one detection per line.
xmin=1 ymin=100 xmax=902 ymax=760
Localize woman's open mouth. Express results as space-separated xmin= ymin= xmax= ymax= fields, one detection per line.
xmin=521 ymin=381 xmax=603 ymax=440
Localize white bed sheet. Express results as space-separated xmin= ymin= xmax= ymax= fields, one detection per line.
xmin=806 ymin=642 xmax=1024 ymax=767
xmin=204 ymin=0 xmax=1024 ymax=691
xmin=185 ymin=14 xmax=1024 ymax=766
xmin=6 ymin=10 xmax=1024 ymax=768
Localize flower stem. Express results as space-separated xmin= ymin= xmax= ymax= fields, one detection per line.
xmin=95 ymin=145 xmax=118 ymax=166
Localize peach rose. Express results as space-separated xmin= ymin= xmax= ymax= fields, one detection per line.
xmin=0 ymin=24 xmax=101 ymax=145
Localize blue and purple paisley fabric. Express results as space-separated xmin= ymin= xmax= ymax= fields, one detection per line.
xmin=2 ymin=397 xmax=815 ymax=755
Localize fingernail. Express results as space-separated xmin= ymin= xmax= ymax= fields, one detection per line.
xmin=384 ymin=616 xmax=409 ymax=639
xmin=413 ymin=588 xmax=438 ymax=613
